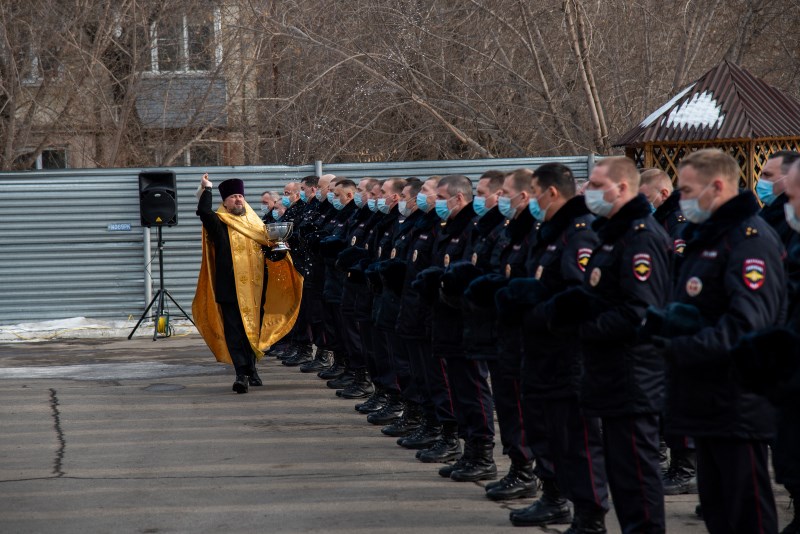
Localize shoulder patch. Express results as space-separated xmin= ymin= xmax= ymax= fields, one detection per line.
xmin=577 ymin=248 xmax=592 ymax=272
xmin=743 ymin=258 xmax=766 ymax=290
xmin=633 ymin=253 xmax=652 ymax=281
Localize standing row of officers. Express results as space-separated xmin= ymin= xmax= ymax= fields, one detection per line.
xmin=261 ymin=150 xmax=800 ymax=534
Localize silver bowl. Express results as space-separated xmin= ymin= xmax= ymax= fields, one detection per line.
xmin=266 ymin=222 xmax=293 ymax=252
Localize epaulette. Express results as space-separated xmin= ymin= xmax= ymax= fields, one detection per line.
xmin=573 ymin=221 xmax=589 ymax=231
xmin=744 ymin=225 xmax=759 ymax=238
xmin=675 ymin=214 xmax=687 ymax=223
xmin=633 ymin=221 xmax=648 ymax=232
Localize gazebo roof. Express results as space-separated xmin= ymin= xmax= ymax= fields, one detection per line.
xmin=615 ymin=60 xmax=800 ymax=147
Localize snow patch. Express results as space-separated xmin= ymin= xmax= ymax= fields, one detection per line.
xmin=664 ymin=90 xmax=725 ymax=129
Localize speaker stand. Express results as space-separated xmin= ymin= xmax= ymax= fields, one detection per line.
xmin=128 ymin=226 xmax=195 ymax=340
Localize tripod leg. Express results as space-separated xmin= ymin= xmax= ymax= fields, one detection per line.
xmin=164 ymin=290 xmax=196 ymax=327
xmin=128 ymin=291 xmax=161 ymax=340
xmin=153 ymin=289 xmax=167 ymax=340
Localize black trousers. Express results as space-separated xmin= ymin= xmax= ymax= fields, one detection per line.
xmin=322 ymin=300 xmax=346 ymax=357
xmin=488 ymin=359 xmax=533 ymax=465
xmin=220 ymin=302 xmax=255 ymax=376
xmin=695 ymin=437 xmax=777 ymax=534
xmin=446 ymin=358 xmax=494 ymax=443
xmin=340 ymin=311 xmax=363 ymax=368
xmin=394 ymin=338 xmax=426 ymax=405
xmin=372 ymin=330 xmax=399 ymax=392
xmin=602 ymin=414 xmax=665 ymax=534
xmin=543 ymin=397 xmax=609 ymax=513
xmin=420 ymin=350 xmax=456 ymax=426
xmin=402 ymin=338 xmax=436 ymax=414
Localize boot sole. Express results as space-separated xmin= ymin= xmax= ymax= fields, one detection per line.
xmin=418 ymin=451 xmax=462 ymax=464
xmin=450 ymin=470 xmax=498 ymax=482
xmin=232 ymin=383 xmax=249 ymax=394
xmin=509 ymin=510 xmax=572 ymax=527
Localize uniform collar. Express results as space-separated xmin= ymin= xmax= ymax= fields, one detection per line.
xmin=592 ymin=194 xmax=652 ymax=242
xmin=538 ymin=195 xmax=591 ymax=244
xmin=654 ymin=190 xmax=682 ymax=225
xmin=684 ymin=191 xmax=761 ymax=247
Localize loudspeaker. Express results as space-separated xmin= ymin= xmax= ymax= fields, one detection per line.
xmin=139 ymin=171 xmax=178 ymax=227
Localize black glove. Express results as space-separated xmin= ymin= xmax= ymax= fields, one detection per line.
xmin=464 ymin=273 xmax=508 ymax=308
xmin=319 ymin=236 xmax=347 ymax=258
xmin=640 ymin=302 xmax=704 ymax=343
xmin=346 ymin=257 xmax=371 ymax=284
xmin=305 ymin=230 xmax=329 ymax=255
xmin=298 ymin=221 xmax=318 ymax=238
xmin=496 ymin=277 xmax=549 ymax=316
xmin=545 ymin=287 xmax=597 ymax=331
xmin=379 ymin=259 xmax=407 ymax=296
xmin=440 ymin=261 xmax=483 ymax=297
xmin=336 ymin=247 xmax=368 ymax=271
xmin=365 ymin=261 xmax=385 ymax=294
xmin=411 ymin=266 xmax=444 ymax=303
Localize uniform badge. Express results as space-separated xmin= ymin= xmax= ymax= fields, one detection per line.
xmin=351 ymin=236 xmax=357 ymax=246
xmin=673 ymin=239 xmax=686 ymax=255
xmin=589 ymin=267 xmax=602 ymax=287
xmin=412 ymin=250 xmax=418 ymax=262
xmin=444 ymin=254 xmax=450 ymax=267
xmin=633 ymin=253 xmax=652 ymax=282
xmin=743 ymin=258 xmax=766 ymax=290
xmin=577 ymin=248 xmax=592 ymax=272
xmin=471 ymin=252 xmax=478 ymax=265
xmin=535 ymin=265 xmax=544 ymax=280
xmin=390 ymin=248 xmax=397 ymax=259
xmin=686 ymin=276 xmax=703 ymax=297
xmin=505 ymin=264 xmax=512 ymax=278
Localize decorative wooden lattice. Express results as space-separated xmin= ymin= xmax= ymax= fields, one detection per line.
xmin=626 ymin=137 xmax=800 ymax=190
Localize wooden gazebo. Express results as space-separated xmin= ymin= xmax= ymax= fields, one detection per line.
xmin=615 ymin=60 xmax=800 ymax=189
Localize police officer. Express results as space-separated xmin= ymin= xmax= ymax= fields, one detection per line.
xmin=549 ymin=157 xmax=671 ymax=533
xmin=654 ymin=149 xmax=784 ymax=534
xmin=503 ymin=163 xmax=605 ymax=529
xmin=394 ymin=176 xmax=451 ymax=451
xmin=757 ymin=151 xmax=800 ymax=246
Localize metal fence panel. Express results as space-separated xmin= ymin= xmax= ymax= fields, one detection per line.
xmin=0 ymin=157 xmax=592 ymax=325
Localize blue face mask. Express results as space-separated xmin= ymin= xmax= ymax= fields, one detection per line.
xmin=649 ymin=202 xmax=657 ymax=214
xmin=315 ymin=189 xmax=324 ymax=201
xmin=528 ymin=198 xmax=548 ymax=222
xmin=281 ymin=195 xmax=291 ymax=208
xmin=299 ymin=190 xmax=307 ymax=203
xmin=367 ymin=199 xmax=378 ymax=212
xmin=435 ymin=198 xmax=450 ymax=220
xmin=326 ymin=191 xmax=335 ymax=204
xmin=398 ymin=200 xmax=412 ymax=217
xmin=498 ymin=194 xmax=520 ymax=219
xmin=584 ymin=187 xmax=616 ymax=218
xmin=377 ymin=198 xmax=390 ymax=214
xmin=473 ymin=196 xmax=488 ymax=218
xmin=261 ymin=204 xmax=270 ymax=214
xmin=354 ymin=192 xmax=365 ymax=208
xmin=332 ymin=197 xmax=345 ymax=210
xmin=756 ymin=179 xmax=779 ymax=205
xmin=416 ymin=193 xmax=429 ymax=212
xmin=784 ymin=203 xmax=800 ymax=233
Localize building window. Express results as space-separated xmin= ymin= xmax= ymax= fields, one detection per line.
xmin=14 ymin=148 xmax=68 ymax=170
xmin=148 ymin=7 xmax=221 ymax=73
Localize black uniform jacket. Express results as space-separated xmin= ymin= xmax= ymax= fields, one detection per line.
xmin=759 ymin=192 xmax=794 ymax=248
xmin=579 ymin=194 xmax=671 ymax=416
xmin=430 ymin=204 xmax=476 ymax=357
xmin=523 ymin=196 xmax=599 ymax=399
xmin=197 ymin=188 xmax=240 ymax=304
xmin=654 ymin=191 xmax=688 ymax=258
xmin=668 ymin=192 xmax=785 ymax=441
xmin=395 ymin=209 xmax=442 ymax=340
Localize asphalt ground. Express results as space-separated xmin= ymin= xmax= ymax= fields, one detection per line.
xmin=0 ymin=333 xmax=791 ymax=533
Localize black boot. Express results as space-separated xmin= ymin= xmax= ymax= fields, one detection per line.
xmin=485 ymin=461 xmax=537 ymax=501
xmin=327 ymin=367 xmax=355 ymax=390
xmin=232 ymin=374 xmax=249 ymax=394
xmin=338 ymin=368 xmax=374 ymax=399
xmin=355 ymin=388 xmax=387 ymax=413
xmin=274 ymin=343 xmax=298 ymax=360
xmin=382 ymin=402 xmax=422 ymax=437
xmin=418 ymin=423 xmax=462 ymax=464
xmin=299 ymin=349 xmax=332 ymax=373
xmin=509 ymin=478 xmax=572 ymax=526
xmin=318 ymin=359 xmax=346 ymax=380
xmin=399 ymin=416 xmax=442 ymax=449
xmin=450 ymin=440 xmax=497 ymax=482
xmin=366 ymin=392 xmax=404 ymax=425
xmin=563 ymin=505 xmax=607 ymax=534
xmin=781 ymin=487 xmax=800 ymax=534
xmin=282 ymin=344 xmax=313 ymax=366
xmin=438 ymin=439 xmax=472 ymax=476
xmin=249 ymin=367 xmax=263 ymax=386
xmin=658 ymin=438 xmax=669 ymax=474
xmin=662 ymin=449 xmax=698 ymax=495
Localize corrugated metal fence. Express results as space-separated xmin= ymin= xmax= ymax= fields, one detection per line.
xmin=0 ymin=156 xmax=595 ymax=325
